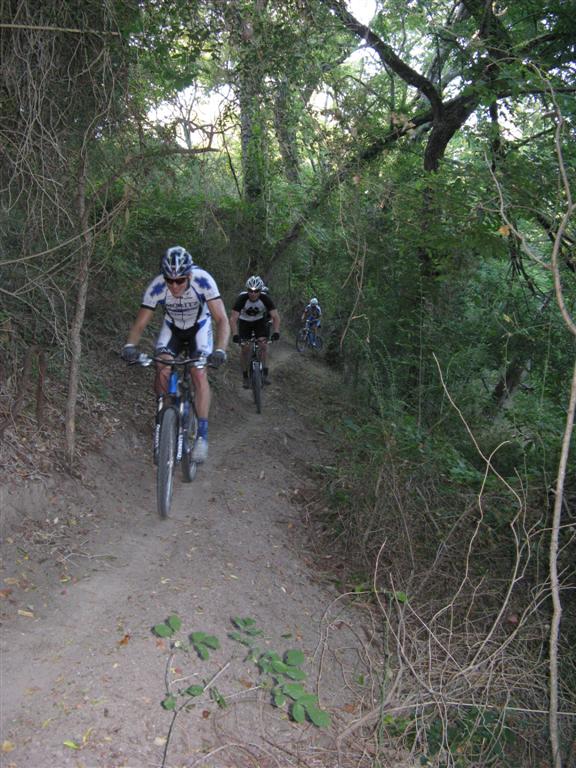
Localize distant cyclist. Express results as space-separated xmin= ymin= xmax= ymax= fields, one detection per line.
xmin=230 ymin=275 xmax=280 ymax=388
xmin=301 ymin=297 xmax=322 ymax=342
xmin=120 ymin=246 xmax=230 ymax=463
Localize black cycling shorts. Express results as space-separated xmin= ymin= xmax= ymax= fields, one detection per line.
xmin=239 ymin=318 xmax=269 ymax=340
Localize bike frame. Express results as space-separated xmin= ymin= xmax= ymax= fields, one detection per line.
xmin=239 ymin=331 xmax=272 ymax=414
xmin=134 ymin=352 xmax=207 ymax=516
xmin=305 ymin=319 xmax=317 ymax=346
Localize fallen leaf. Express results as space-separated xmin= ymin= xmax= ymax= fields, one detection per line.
xmin=342 ymin=703 xmax=357 ymax=713
xmin=498 ymin=224 xmax=511 ymax=236
xmin=63 ymin=740 xmax=81 ymax=750
xmin=118 ymin=634 xmax=131 ymax=646
xmin=1 ymin=741 xmax=16 ymax=753
xmin=0 ymin=589 xmax=13 ymax=599
xmin=18 ymin=609 xmax=35 ymax=618
xmin=154 ymin=736 xmax=167 ymax=746
xmin=202 ymin=710 xmax=211 ymax=719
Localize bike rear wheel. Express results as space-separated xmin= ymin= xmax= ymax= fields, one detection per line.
xmin=157 ymin=406 xmax=178 ymax=518
xmin=181 ymin=401 xmax=198 ymax=483
xmin=296 ymin=329 xmax=307 ymax=353
xmin=251 ymin=361 xmax=262 ymax=414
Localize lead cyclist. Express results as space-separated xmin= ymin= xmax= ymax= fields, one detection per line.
xmin=120 ymin=246 xmax=230 ymax=463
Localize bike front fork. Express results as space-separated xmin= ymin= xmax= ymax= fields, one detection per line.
xmin=177 ymin=400 xmax=191 ymax=462
xmin=153 ymin=396 xmax=164 ymax=464
xmin=154 ymin=399 xmax=189 ymax=465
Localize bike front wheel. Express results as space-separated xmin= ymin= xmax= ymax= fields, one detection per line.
xmin=157 ymin=406 xmax=178 ymax=518
xmin=251 ymin=361 xmax=262 ymax=414
xmin=296 ymin=329 xmax=307 ymax=353
xmin=312 ymin=334 xmax=323 ymax=351
xmin=181 ymin=402 xmax=198 ymax=483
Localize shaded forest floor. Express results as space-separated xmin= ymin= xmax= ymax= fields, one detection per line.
xmin=0 ymin=340 xmax=402 ymax=768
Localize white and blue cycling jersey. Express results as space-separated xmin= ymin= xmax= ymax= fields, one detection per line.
xmin=142 ymin=269 xmax=221 ymax=355
xmin=304 ymin=303 xmax=322 ymax=323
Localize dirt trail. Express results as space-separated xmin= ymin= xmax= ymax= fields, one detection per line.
xmin=0 ymin=342 xmax=375 ymax=768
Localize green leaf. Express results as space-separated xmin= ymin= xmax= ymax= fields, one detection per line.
xmin=282 ymin=683 xmax=306 ymax=700
xmin=284 ymin=667 xmax=307 ymax=680
xmin=167 ymin=615 xmax=182 ymax=632
xmin=296 ymin=693 xmax=318 ymax=707
xmin=292 ymin=702 xmax=306 ymax=723
xmin=228 ymin=631 xmax=242 ymax=642
xmin=153 ymin=623 xmax=174 ymax=638
xmin=197 ymin=644 xmax=210 ymax=661
xmin=306 ymin=706 xmax=331 ymax=728
xmin=63 ymin=740 xmax=81 ymax=750
xmin=284 ymin=649 xmax=305 ymax=666
xmin=232 ymin=616 xmax=255 ymax=630
xmin=162 ymin=695 xmax=177 ymax=710
xmin=190 ymin=631 xmax=208 ymax=644
xmin=245 ymin=627 xmax=263 ymax=636
xmin=394 ymin=591 xmax=408 ymax=603
xmin=210 ymin=687 xmax=227 ymax=708
xmin=271 ymin=660 xmax=289 ymax=674
xmin=184 ymin=685 xmax=205 ymax=697
xmin=273 ymin=690 xmax=286 ymax=707
xmin=202 ymin=634 xmax=220 ymax=650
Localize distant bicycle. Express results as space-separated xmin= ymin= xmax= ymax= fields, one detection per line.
xmin=296 ymin=320 xmax=323 ymax=353
xmin=132 ymin=352 xmax=207 ymax=518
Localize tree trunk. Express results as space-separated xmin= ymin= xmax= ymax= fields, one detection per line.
xmin=65 ymin=153 xmax=93 ymax=463
xmin=273 ymin=80 xmax=300 ymax=183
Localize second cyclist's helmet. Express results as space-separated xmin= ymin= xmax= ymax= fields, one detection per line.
xmin=246 ymin=275 xmax=264 ymax=291
xmin=310 ymin=297 xmax=319 ymax=306
xmin=162 ymin=246 xmax=193 ymax=279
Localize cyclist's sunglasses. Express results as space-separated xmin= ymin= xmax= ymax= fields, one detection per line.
xmin=165 ymin=277 xmax=187 ymax=285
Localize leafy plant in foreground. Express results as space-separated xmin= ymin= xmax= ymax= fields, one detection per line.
xmin=229 ymin=616 xmax=331 ymax=728
xmin=152 ymin=614 xmax=331 ymax=728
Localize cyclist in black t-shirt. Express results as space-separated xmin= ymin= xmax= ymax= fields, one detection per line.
xmin=230 ymin=275 xmax=280 ymax=387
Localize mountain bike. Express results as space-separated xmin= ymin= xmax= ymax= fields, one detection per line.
xmin=133 ymin=352 xmax=207 ymax=518
xmin=238 ymin=331 xmax=273 ymax=414
xmin=296 ymin=320 xmax=323 ymax=353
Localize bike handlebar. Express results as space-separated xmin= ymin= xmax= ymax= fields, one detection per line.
xmin=131 ymin=353 xmax=210 ymax=368
xmin=236 ymin=336 xmax=277 ymax=345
